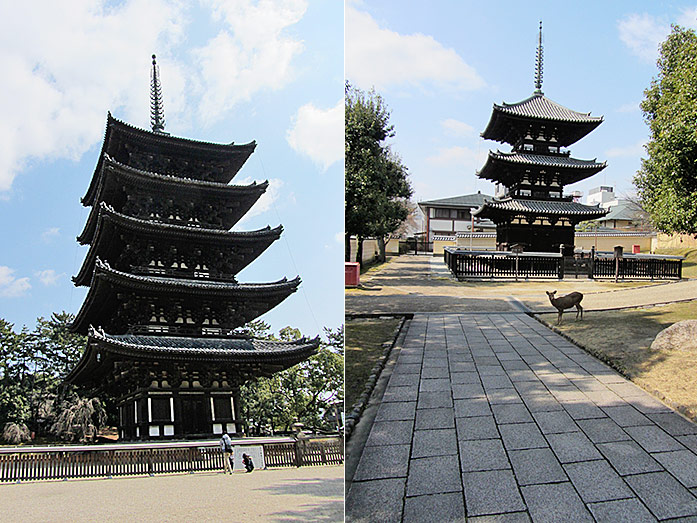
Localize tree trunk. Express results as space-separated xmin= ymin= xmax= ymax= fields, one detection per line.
xmin=356 ymin=236 xmax=364 ymax=264
xmin=377 ymin=236 xmax=386 ymax=263
xmin=345 ymin=233 xmax=352 ymax=262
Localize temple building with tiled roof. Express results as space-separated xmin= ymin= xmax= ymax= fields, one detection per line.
xmin=66 ymin=55 xmax=318 ymax=440
xmin=473 ymin=23 xmax=608 ymax=255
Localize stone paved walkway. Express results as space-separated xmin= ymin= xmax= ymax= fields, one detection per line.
xmin=346 ymin=312 xmax=697 ymax=522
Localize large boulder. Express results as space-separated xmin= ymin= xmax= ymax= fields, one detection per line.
xmin=650 ymin=320 xmax=697 ymax=352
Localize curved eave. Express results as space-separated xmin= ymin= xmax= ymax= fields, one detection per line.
xmin=65 ymin=330 xmax=319 ymax=386
xmin=481 ymin=95 xmax=603 ymax=147
xmin=82 ymin=113 xmax=257 ymax=205
xmin=70 ymin=261 xmax=300 ymax=334
xmin=77 ymin=158 xmax=268 ymax=245
xmin=473 ymin=199 xmax=609 ymax=220
xmin=65 ymin=332 xmax=320 ymax=385
xmin=477 ymin=151 xmax=607 ymax=185
xmin=73 ymin=204 xmax=282 ymax=287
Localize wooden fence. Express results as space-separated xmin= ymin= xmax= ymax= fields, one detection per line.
xmin=592 ymin=254 xmax=682 ymax=280
xmin=0 ymin=436 xmax=343 ymax=483
xmin=444 ymin=248 xmax=683 ymax=281
xmin=444 ymin=248 xmax=563 ymax=280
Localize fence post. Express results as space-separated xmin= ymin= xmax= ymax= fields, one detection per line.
xmin=293 ymin=440 xmax=303 ymax=467
xmin=589 ymin=246 xmax=595 ymax=279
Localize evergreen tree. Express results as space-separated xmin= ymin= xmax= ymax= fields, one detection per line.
xmin=345 ymin=83 xmax=412 ymax=262
xmin=635 ymin=25 xmax=697 ymax=234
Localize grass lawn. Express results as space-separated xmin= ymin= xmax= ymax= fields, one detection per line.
xmin=656 ymin=247 xmax=697 ymax=279
xmin=539 ymin=300 xmax=697 ymax=421
xmin=345 ymin=317 xmax=402 ymax=410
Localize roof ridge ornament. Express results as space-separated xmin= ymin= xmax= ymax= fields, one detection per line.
xmin=150 ymin=54 xmax=167 ymax=134
xmin=534 ymin=21 xmax=544 ymax=95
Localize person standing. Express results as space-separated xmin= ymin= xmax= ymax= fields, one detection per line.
xmin=220 ymin=432 xmax=234 ymax=474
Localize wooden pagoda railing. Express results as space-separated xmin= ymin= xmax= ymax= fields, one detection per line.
xmin=0 ymin=436 xmax=343 ymax=483
xmin=444 ymin=248 xmax=563 ymax=280
xmin=444 ymin=247 xmax=683 ymax=281
xmin=591 ymin=252 xmax=682 ymax=280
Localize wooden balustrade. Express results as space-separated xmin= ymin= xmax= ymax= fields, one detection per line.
xmin=444 ymin=248 xmax=683 ymax=281
xmin=0 ymin=436 xmax=343 ymax=483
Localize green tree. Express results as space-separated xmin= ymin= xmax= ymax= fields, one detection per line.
xmin=239 ymin=324 xmax=344 ymax=434
xmin=0 ymin=312 xmax=103 ymax=443
xmin=345 ymin=83 xmax=412 ymax=262
xmin=635 ymin=25 xmax=697 ymax=234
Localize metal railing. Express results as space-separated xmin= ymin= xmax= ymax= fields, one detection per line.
xmin=0 ymin=436 xmax=343 ymax=483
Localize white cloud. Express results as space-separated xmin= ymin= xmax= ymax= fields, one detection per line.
xmin=234 ymin=177 xmax=285 ymax=225
xmin=441 ymin=118 xmax=475 ymax=137
xmin=194 ymin=0 xmax=307 ymax=124
xmin=0 ymin=0 xmax=187 ymax=192
xmin=426 ymin=146 xmax=480 ymax=168
xmin=346 ymin=7 xmax=485 ymax=91
xmin=0 ymin=0 xmax=312 ymax=193
xmin=0 ymin=266 xmax=31 ymax=297
xmin=616 ymin=102 xmax=641 ymax=114
xmin=605 ymin=140 xmax=646 ymax=158
xmin=676 ymin=7 xmax=697 ymax=30
xmin=41 ymin=227 xmax=60 ymax=243
xmin=618 ymin=13 xmax=671 ymax=63
xmin=286 ymin=100 xmax=343 ymax=172
xmin=35 ymin=269 xmax=62 ymax=286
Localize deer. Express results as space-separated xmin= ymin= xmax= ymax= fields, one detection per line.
xmin=546 ymin=290 xmax=583 ymax=325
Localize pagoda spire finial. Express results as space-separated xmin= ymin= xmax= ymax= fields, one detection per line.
xmin=150 ymin=54 xmax=166 ymax=134
xmin=534 ymin=21 xmax=544 ymax=95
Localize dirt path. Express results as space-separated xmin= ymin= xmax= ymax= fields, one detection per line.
xmin=1 ymin=465 xmax=344 ymax=522
xmin=346 ymin=255 xmax=697 ymax=314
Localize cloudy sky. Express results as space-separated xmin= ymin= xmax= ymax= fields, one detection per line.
xmin=346 ymin=1 xmax=697 ymax=208
xmin=0 ymin=0 xmax=343 ymax=337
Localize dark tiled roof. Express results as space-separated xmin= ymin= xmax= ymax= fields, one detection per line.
xmin=481 ymin=94 xmax=604 ymax=147
xmin=488 ymin=151 xmax=605 ymax=169
xmin=418 ymin=193 xmax=493 ymax=208
xmin=72 ymin=204 xmax=282 ymax=287
xmin=65 ymin=328 xmax=320 ymax=385
xmin=77 ymin=157 xmax=267 ymax=244
xmin=83 ymin=113 xmax=257 ymax=204
xmin=91 ymin=327 xmax=319 ymax=359
xmin=99 ymin=202 xmax=281 ymax=239
xmin=494 ymin=94 xmax=602 ymax=123
xmin=473 ymin=198 xmax=608 ymax=217
xmin=93 ymin=259 xmax=300 ymax=294
xmin=477 ymin=150 xmax=606 ymax=186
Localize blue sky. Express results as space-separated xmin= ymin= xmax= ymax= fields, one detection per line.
xmin=0 ymin=1 xmax=343 ymax=338
xmin=346 ymin=1 xmax=697 ymax=209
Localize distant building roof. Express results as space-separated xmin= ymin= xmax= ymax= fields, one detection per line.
xmin=418 ymin=192 xmax=493 ymax=209
xmin=598 ymin=200 xmax=645 ymax=222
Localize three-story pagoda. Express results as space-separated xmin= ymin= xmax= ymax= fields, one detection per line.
xmin=66 ymin=56 xmax=319 ymax=440
xmin=473 ymin=24 xmax=608 ymax=255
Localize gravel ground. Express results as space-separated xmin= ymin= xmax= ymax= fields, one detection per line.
xmin=0 ymin=465 xmax=344 ymax=522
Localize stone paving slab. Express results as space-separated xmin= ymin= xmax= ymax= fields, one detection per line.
xmin=346 ymin=312 xmax=697 ymax=522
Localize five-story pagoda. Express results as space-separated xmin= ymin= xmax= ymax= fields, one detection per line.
xmin=66 ymin=56 xmax=319 ymax=440
xmin=473 ymin=24 xmax=608 ymax=255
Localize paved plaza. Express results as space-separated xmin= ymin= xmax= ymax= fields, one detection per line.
xmin=346 ymin=256 xmax=697 ymax=522
xmin=1 ymin=465 xmax=344 ymax=522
